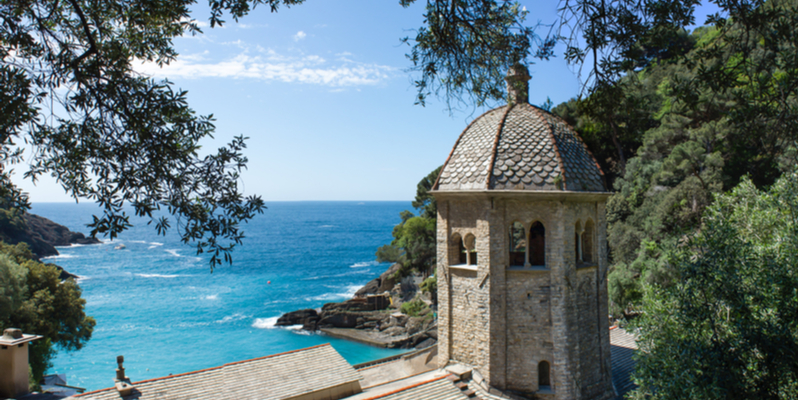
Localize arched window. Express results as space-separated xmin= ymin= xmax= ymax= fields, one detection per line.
xmin=574 ymin=221 xmax=582 ymax=265
xmin=582 ymin=220 xmax=594 ymax=263
xmin=538 ymin=360 xmax=550 ymax=388
xmin=451 ymin=233 xmax=466 ymax=265
xmin=464 ymin=234 xmax=476 ymax=266
xmin=529 ymin=222 xmax=545 ymax=267
xmin=509 ymin=222 xmax=526 ymax=266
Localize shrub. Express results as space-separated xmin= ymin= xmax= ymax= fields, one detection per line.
xmin=400 ymin=298 xmax=428 ymax=317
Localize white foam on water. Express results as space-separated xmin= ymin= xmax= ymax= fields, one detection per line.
xmin=76 ymin=276 xmax=90 ymax=283
xmin=164 ymin=249 xmax=182 ymax=257
xmin=319 ymin=225 xmax=335 ymax=228
xmin=216 ymin=313 xmax=248 ymax=324
xmin=285 ymin=325 xmax=304 ymax=331
xmin=135 ymin=273 xmax=180 ymax=278
xmin=343 ymin=284 xmax=362 ymax=297
xmin=55 ymin=243 xmax=95 ymax=249
xmin=43 ymin=254 xmax=78 ymax=260
xmin=204 ymin=294 xmax=218 ymax=300
xmin=349 ymin=261 xmax=375 ymax=268
xmin=130 ymin=240 xmax=147 ymax=244
xmin=251 ymin=317 xmax=279 ymax=329
xmin=305 ymin=284 xmax=362 ymax=302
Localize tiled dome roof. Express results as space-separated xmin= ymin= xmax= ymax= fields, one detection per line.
xmin=434 ymin=103 xmax=606 ymax=192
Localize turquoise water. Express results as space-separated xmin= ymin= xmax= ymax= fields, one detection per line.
xmin=30 ymin=202 xmax=409 ymax=391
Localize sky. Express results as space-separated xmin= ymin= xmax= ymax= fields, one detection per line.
xmin=12 ymin=0 xmax=720 ymax=202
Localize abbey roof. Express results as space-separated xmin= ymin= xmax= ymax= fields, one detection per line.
xmin=433 ymin=103 xmax=606 ymax=193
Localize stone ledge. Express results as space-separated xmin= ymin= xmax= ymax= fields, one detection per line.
xmin=506 ymin=266 xmax=550 ymax=273
xmin=449 ymin=264 xmax=478 ymax=271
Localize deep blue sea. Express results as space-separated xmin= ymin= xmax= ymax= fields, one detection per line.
xmin=29 ymin=201 xmax=410 ymax=391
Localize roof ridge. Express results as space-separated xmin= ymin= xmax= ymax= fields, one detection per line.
xmin=359 ymin=374 xmax=451 ymax=400
xmin=432 ymin=106 xmax=507 ymax=191
xmin=527 ymin=103 xmax=567 ymax=189
xmin=75 ymin=343 xmax=334 ymax=397
xmin=485 ymin=104 xmax=515 ymax=189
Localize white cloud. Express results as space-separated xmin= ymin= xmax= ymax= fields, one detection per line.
xmin=237 ymin=23 xmax=268 ymax=29
xmin=136 ymin=51 xmax=396 ymax=87
xmin=293 ymin=31 xmax=307 ymax=41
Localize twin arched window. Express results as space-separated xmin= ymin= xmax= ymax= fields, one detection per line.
xmin=508 ymin=221 xmax=546 ymax=267
xmin=450 ymin=233 xmax=477 ymax=266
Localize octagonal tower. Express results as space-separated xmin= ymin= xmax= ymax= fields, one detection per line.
xmin=431 ymin=64 xmax=615 ymax=400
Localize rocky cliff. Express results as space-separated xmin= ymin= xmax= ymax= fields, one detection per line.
xmin=0 ymin=211 xmax=100 ymax=259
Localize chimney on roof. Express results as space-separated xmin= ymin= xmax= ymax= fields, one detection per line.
xmin=114 ymin=355 xmax=136 ymax=396
xmin=505 ymin=63 xmax=530 ymax=105
xmin=0 ymin=328 xmax=42 ymax=398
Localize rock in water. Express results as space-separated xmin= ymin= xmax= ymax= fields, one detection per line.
xmin=275 ymin=309 xmax=318 ymax=326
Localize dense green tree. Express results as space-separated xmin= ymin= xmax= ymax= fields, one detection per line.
xmin=0 ymin=242 xmax=95 ymax=385
xmin=628 ymin=169 xmax=797 ymax=399
xmin=597 ymin=11 xmax=797 ymax=315
xmin=376 ymin=166 xmax=441 ymax=277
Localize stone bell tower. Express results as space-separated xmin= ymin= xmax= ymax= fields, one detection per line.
xmin=431 ymin=64 xmax=615 ymax=400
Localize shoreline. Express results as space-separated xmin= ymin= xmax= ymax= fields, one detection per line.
xmin=276 ymin=263 xmax=438 ymax=351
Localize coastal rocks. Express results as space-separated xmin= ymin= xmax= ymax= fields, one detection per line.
xmin=275 ymin=263 xmax=440 ymax=350
xmin=275 ymin=309 xmax=318 ymax=327
xmin=354 ymin=262 xmax=402 ymax=297
xmin=0 ymin=211 xmax=100 ymax=259
xmin=48 ymin=263 xmax=79 ymax=281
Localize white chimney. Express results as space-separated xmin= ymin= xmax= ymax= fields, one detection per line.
xmin=0 ymin=328 xmax=42 ymax=398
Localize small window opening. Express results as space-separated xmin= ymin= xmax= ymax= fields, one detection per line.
xmin=509 ymin=222 xmax=526 ymax=266
xmin=575 ymin=221 xmax=583 ymax=265
xmin=464 ymin=234 xmax=476 ymax=265
xmin=538 ymin=360 xmax=551 ymax=388
xmin=529 ymin=222 xmax=545 ymax=267
xmin=582 ymin=220 xmax=595 ymax=264
xmin=451 ymin=233 xmax=466 ymax=265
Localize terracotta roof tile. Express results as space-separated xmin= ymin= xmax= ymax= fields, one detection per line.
xmin=75 ymin=344 xmax=361 ymax=400
xmin=362 ymin=375 xmax=468 ymax=400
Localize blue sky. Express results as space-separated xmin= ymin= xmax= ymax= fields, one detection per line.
xmin=14 ymin=0 xmax=719 ymax=202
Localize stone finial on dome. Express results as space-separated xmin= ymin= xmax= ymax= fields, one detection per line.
xmin=505 ymin=63 xmax=530 ymax=105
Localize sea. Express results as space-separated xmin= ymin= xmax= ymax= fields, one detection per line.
xmin=29 ymin=201 xmax=411 ymax=391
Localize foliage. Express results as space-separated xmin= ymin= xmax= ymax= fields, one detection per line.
xmin=400 ymin=0 xmax=555 ymax=108
xmin=547 ymin=5 xmax=798 ymax=315
xmin=628 ymin=169 xmax=797 ymax=399
xmin=400 ymin=298 xmax=429 ymax=317
xmin=411 ymin=166 xmax=442 ymax=220
xmin=376 ymin=166 xmax=441 ymax=278
xmin=0 ymin=0 xmax=316 ymax=269
xmin=0 ymin=253 xmax=27 ymax=322
xmin=0 ymin=242 xmax=95 ymax=385
xmin=419 ymin=276 xmax=437 ymax=305
xmin=420 ymin=276 xmax=437 ymax=295
xmin=375 ymin=244 xmax=403 ymax=264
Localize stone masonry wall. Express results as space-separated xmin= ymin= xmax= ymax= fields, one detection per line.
xmin=496 ymin=199 xmax=562 ymax=393
xmin=576 ymin=267 xmax=602 ymax=397
xmin=437 ymin=198 xmax=493 ymax=379
xmin=504 ymin=270 xmax=553 ymax=393
xmin=437 ymin=195 xmax=614 ymax=400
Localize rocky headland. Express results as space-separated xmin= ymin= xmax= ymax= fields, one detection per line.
xmin=276 ymin=263 xmax=438 ymax=350
xmin=0 ymin=210 xmax=100 ymax=279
